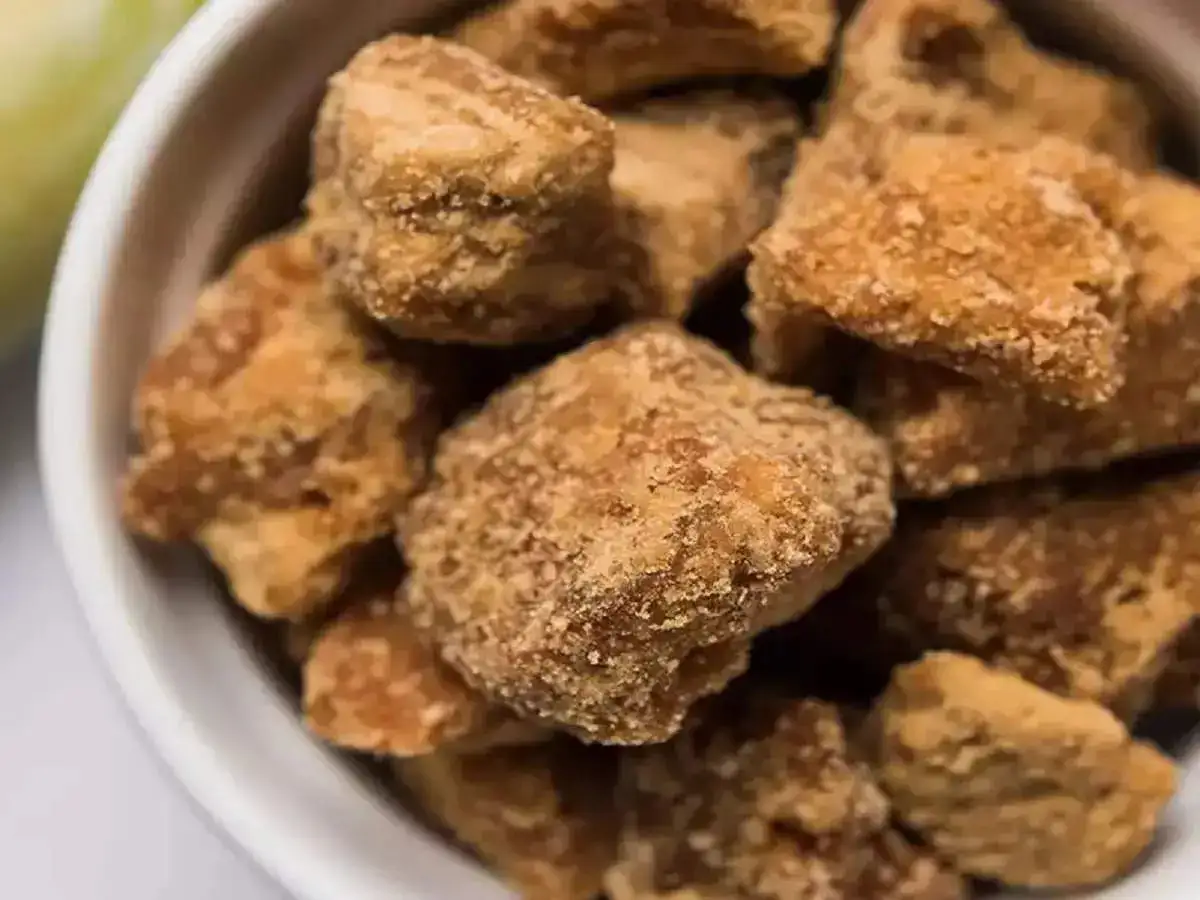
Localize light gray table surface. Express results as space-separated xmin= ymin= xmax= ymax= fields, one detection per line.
xmin=0 ymin=337 xmax=289 ymax=900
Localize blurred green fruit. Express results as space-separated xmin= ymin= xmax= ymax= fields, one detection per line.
xmin=0 ymin=0 xmax=204 ymax=356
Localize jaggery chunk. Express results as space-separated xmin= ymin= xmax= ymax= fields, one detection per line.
xmin=839 ymin=472 xmax=1200 ymax=718
xmin=836 ymin=0 xmax=1155 ymax=168
xmin=303 ymin=584 xmax=541 ymax=757
xmin=607 ymin=695 xmax=966 ymax=900
xmin=611 ymin=90 xmax=800 ymax=321
xmin=749 ymin=133 xmax=1132 ymax=408
xmin=403 ymin=323 xmax=894 ymax=744
xmin=397 ymin=740 xmax=617 ymax=900
xmin=121 ymin=231 xmax=445 ymax=619
xmin=859 ymin=170 xmax=1200 ymax=495
xmin=307 ymin=35 xmax=615 ymax=345
xmin=452 ymin=0 xmax=837 ymax=103
xmin=866 ymin=652 xmax=1177 ymax=888
xmin=746 ymin=121 xmax=887 ymax=385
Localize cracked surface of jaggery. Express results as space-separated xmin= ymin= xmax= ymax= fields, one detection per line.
xmin=834 ymin=0 xmax=1156 ymax=168
xmin=120 ymin=230 xmax=447 ymax=620
xmin=606 ymin=694 xmax=966 ymax=900
xmin=402 ymin=322 xmax=894 ymax=745
xmin=306 ymin=35 xmax=616 ymax=345
xmin=303 ymin=581 xmax=543 ymax=758
xmin=396 ymin=739 xmax=618 ymax=900
xmin=749 ymin=132 xmax=1133 ymax=408
xmin=611 ymin=90 xmax=800 ymax=321
xmin=858 ymin=168 xmax=1200 ymax=495
xmin=834 ymin=471 xmax=1200 ymax=718
xmin=451 ymin=0 xmax=837 ymax=103
xmin=865 ymin=652 xmax=1177 ymax=888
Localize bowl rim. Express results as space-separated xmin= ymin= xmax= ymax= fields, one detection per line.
xmin=36 ymin=2 xmax=346 ymax=899
xmin=35 ymin=1 xmax=1200 ymax=899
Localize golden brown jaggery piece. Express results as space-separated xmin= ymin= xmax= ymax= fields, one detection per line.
xmin=749 ymin=132 xmax=1133 ymax=408
xmin=606 ymin=695 xmax=967 ymax=900
xmin=865 ymin=652 xmax=1177 ymax=888
xmin=838 ymin=472 xmax=1200 ymax=718
xmin=836 ymin=0 xmax=1156 ymax=168
xmin=397 ymin=740 xmax=618 ymax=900
xmin=858 ymin=169 xmax=1200 ymax=496
xmin=120 ymin=231 xmax=445 ymax=620
xmin=452 ymin=0 xmax=837 ymax=103
xmin=403 ymin=323 xmax=894 ymax=744
xmin=303 ymin=583 xmax=545 ymax=758
xmin=307 ymin=35 xmax=615 ymax=345
xmin=611 ymin=90 xmax=801 ymax=321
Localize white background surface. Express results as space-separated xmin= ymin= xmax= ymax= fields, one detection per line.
xmin=0 ymin=338 xmax=289 ymax=900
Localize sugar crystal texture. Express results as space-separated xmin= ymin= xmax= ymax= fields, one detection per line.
xmin=304 ymin=581 xmax=543 ymax=758
xmin=835 ymin=0 xmax=1155 ymax=168
xmin=307 ymin=35 xmax=616 ymax=345
xmin=749 ymin=133 xmax=1133 ymax=408
xmin=795 ymin=470 xmax=1200 ymax=719
xmin=397 ymin=739 xmax=618 ymax=900
xmin=611 ymin=90 xmax=800 ymax=321
xmin=452 ymin=0 xmax=837 ymax=103
xmin=866 ymin=653 xmax=1177 ymax=888
xmin=120 ymin=230 xmax=447 ymax=619
xmin=403 ymin=322 xmax=894 ymax=744
xmin=858 ymin=169 xmax=1200 ymax=495
xmin=607 ymin=693 xmax=966 ymax=900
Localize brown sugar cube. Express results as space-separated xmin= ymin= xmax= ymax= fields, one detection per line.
xmin=749 ymin=132 xmax=1134 ymax=408
xmin=307 ymin=35 xmax=615 ymax=345
xmin=451 ymin=0 xmax=837 ymax=104
xmin=606 ymin=695 xmax=967 ymax=900
xmin=303 ymin=584 xmax=545 ymax=758
xmin=835 ymin=0 xmax=1156 ymax=169
xmin=611 ymin=90 xmax=801 ymax=321
xmin=120 ymin=230 xmax=446 ymax=620
xmin=865 ymin=652 xmax=1177 ymax=889
xmin=858 ymin=169 xmax=1200 ymax=496
xmin=403 ymin=322 xmax=894 ymax=745
xmin=396 ymin=740 xmax=618 ymax=900
xmin=808 ymin=471 xmax=1200 ymax=719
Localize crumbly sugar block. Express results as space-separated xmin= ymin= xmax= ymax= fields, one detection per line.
xmin=828 ymin=472 xmax=1200 ymax=718
xmin=120 ymin=231 xmax=446 ymax=620
xmin=866 ymin=652 xmax=1177 ymax=888
xmin=403 ymin=322 xmax=894 ymax=744
xmin=749 ymin=132 xmax=1133 ymax=408
xmin=451 ymin=0 xmax=837 ymax=103
xmin=396 ymin=739 xmax=618 ymax=900
xmin=307 ymin=35 xmax=616 ymax=345
xmin=303 ymin=583 xmax=543 ymax=758
xmin=858 ymin=169 xmax=1200 ymax=496
xmin=611 ymin=90 xmax=801 ymax=321
xmin=606 ymin=694 xmax=966 ymax=900
xmin=835 ymin=0 xmax=1156 ymax=168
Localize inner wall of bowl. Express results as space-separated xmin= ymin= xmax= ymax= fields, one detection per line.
xmin=99 ymin=2 xmax=511 ymax=900
xmin=105 ymin=1 xmax=1199 ymax=899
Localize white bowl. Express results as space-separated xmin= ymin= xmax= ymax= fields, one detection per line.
xmin=36 ymin=1 xmax=1200 ymax=899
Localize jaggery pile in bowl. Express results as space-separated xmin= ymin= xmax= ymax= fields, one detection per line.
xmin=117 ymin=1 xmax=1200 ymax=897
